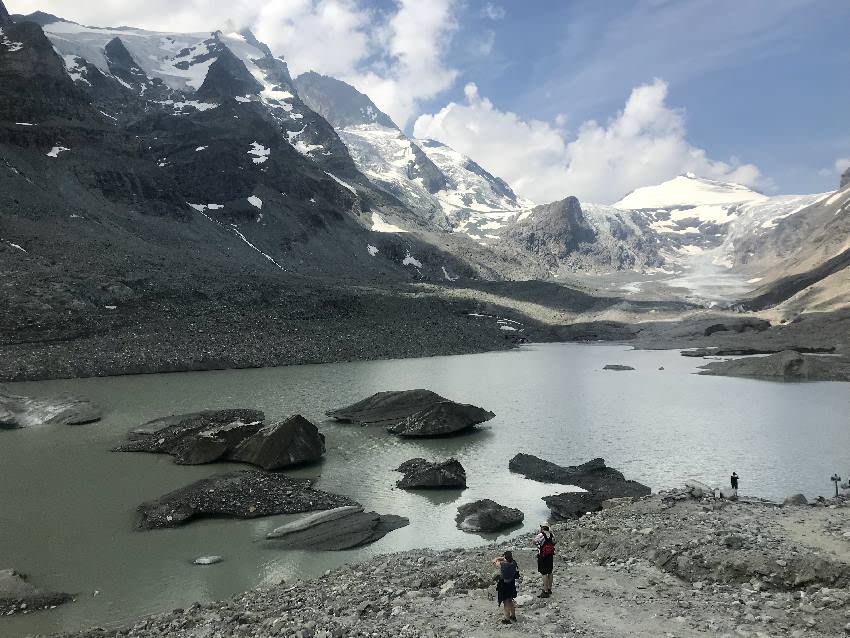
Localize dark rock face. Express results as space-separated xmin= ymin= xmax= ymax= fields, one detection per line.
xmin=395 ymin=458 xmax=467 ymax=489
xmin=603 ymin=364 xmax=635 ymax=371
xmin=0 ymin=1 xmax=10 ymax=26
xmin=505 ymin=197 xmax=596 ymax=262
xmin=455 ymin=499 xmax=523 ymax=532
xmin=543 ymin=492 xmax=605 ymax=519
xmin=104 ymin=37 xmax=148 ymax=87
xmin=510 ymin=454 xmax=650 ymax=497
xmin=294 ymin=71 xmax=398 ymax=130
xmin=698 ymin=350 xmax=850 ymax=382
xmin=842 ymin=167 xmax=850 ymax=189
xmin=0 ymin=568 xmax=72 ymax=616
xmin=114 ymin=409 xmax=265 ymax=464
xmin=229 ymin=415 xmax=326 ymax=470
xmin=266 ymin=506 xmax=408 ymax=550
xmin=327 ymin=389 xmax=494 ymax=437
xmin=135 ymin=470 xmax=358 ymax=530
xmin=195 ymin=45 xmax=263 ymax=101
xmin=0 ymin=392 xmax=100 ymax=428
xmin=704 ymin=318 xmax=770 ymax=336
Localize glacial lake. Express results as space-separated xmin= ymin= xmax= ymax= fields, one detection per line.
xmin=2 ymin=343 xmax=849 ymax=636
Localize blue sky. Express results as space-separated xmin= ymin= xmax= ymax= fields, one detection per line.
xmin=8 ymin=0 xmax=849 ymax=202
xmin=414 ymin=0 xmax=850 ymax=199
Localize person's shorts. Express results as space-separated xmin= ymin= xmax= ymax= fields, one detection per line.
xmin=537 ymin=555 xmax=554 ymax=575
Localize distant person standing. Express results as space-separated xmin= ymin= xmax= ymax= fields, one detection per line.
xmin=492 ymin=551 xmax=519 ymax=624
xmin=534 ymin=523 xmax=556 ymax=598
xmin=730 ymin=472 xmax=739 ymax=497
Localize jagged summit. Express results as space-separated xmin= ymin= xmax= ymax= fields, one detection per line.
xmin=614 ymin=174 xmax=766 ymax=210
xmin=195 ymin=44 xmax=263 ymax=101
xmin=0 ymin=1 xmax=10 ymax=26
xmin=295 ymin=71 xmax=397 ymax=130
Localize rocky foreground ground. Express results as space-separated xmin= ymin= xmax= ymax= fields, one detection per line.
xmin=54 ymin=491 xmax=850 ymax=638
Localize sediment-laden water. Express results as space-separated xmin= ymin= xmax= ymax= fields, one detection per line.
xmin=2 ymin=343 xmax=848 ymax=636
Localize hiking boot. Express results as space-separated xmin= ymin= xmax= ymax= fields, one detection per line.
xmin=510 ymin=614 xmax=517 ymax=622
xmin=501 ymin=618 xmax=512 ymax=624
xmin=538 ymin=591 xmax=551 ymax=598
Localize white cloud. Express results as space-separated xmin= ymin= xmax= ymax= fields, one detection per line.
xmin=414 ymin=79 xmax=767 ymax=204
xmin=481 ymin=3 xmax=506 ymax=20
xmin=5 ymin=0 xmax=458 ymax=128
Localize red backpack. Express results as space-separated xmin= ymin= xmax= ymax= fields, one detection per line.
xmin=539 ymin=535 xmax=555 ymax=558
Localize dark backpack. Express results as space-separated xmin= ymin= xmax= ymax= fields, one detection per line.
xmin=539 ymin=536 xmax=555 ymax=558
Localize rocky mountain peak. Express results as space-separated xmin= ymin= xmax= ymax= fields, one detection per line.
xmin=841 ymin=166 xmax=850 ymax=189
xmin=195 ymin=44 xmax=263 ymax=101
xmin=294 ymin=71 xmax=398 ymax=130
xmin=0 ymin=1 xmax=11 ymax=27
xmin=104 ymin=37 xmax=149 ymax=86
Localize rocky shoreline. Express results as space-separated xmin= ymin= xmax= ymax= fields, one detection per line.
xmin=49 ymin=490 xmax=850 ymax=638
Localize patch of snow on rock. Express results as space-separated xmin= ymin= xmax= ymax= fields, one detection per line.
xmin=402 ymin=253 xmax=422 ymax=268
xmin=367 ymin=244 xmax=379 ymax=257
xmin=371 ymin=213 xmax=407 ymax=233
xmin=325 ymin=172 xmax=356 ymax=194
xmin=195 ymin=146 xmax=208 ymax=152
xmin=0 ymin=28 xmax=23 ymax=52
xmin=247 ymin=196 xmax=263 ymax=209
xmin=248 ymin=142 xmax=270 ymax=164
xmin=46 ymin=146 xmax=70 ymax=158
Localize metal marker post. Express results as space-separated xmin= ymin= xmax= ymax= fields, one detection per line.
xmin=832 ymin=474 xmax=842 ymax=497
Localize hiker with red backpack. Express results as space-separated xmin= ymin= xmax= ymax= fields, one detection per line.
xmin=534 ymin=522 xmax=556 ymax=597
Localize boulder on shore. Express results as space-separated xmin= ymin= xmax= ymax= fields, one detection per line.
xmin=603 ymin=364 xmax=635 ymax=371
xmin=543 ymin=492 xmax=605 ymax=520
xmin=266 ymin=506 xmax=408 ymax=550
xmin=229 ymin=415 xmax=325 ymax=470
xmin=135 ymin=470 xmax=358 ymax=530
xmin=783 ymin=493 xmax=809 ymax=506
xmin=395 ymin=458 xmax=467 ymax=489
xmin=0 ymin=568 xmax=72 ymax=616
xmin=0 ymin=392 xmax=100 ymax=429
xmin=509 ymin=454 xmax=651 ymax=499
xmin=698 ymin=350 xmax=850 ymax=382
xmin=455 ymin=499 xmax=523 ymax=532
xmin=327 ymin=389 xmax=494 ymax=437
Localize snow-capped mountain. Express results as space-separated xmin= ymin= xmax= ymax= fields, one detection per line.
xmin=293 ymin=72 xmax=533 ymax=238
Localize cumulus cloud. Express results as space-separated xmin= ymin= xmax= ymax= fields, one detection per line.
xmin=413 ymin=79 xmax=767 ymax=204
xmin=6 ymin=0 xmax=458 ymax=127
xmin=821 ymin=157 xmax=850 ymax=177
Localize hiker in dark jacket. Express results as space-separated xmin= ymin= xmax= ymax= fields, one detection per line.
xmin=492 ymin=550 xmax=520 ymax=624
xmin=534 ymin=523 xmax=556 ymax=597
xmin=730 ymin=472 xmax=739 ymax=497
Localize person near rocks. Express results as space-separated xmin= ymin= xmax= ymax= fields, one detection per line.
xmin=534 ymin=522 xmax=556 ymax=597
xmin=730 ymin=472 xmax=739 ymax=497
xmin=492 ymin=550 xmax=520 ymax=624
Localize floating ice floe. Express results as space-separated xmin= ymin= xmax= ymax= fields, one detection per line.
xmin=247 ymin=196 xmax=263 ymax=209
xmin=248 ymin=142 xmax=270 ymax=164
xmin=46 ymin=146 xmax=70 ymax=158
xmin=367 ymin=244 xmax=379 ymax=257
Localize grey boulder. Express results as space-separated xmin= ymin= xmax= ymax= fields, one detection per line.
xmin=783 ymin=493 xmax=809 ymax=506
xmin=115 ymin=409 xmax=265 ymax=464
xmin=0 ymin=392 xmax=100 ymax=429
xmin=266 ymin=506 xmax=408 ymax=550
xmin=509 ymin=454 xmax=651 ymax=499
xmin=698 ymin=350 xmax=850 ymax=382
xmin=230 ymin=415 xmax=326 ymax=470
xmin=543 ymin=492 xmax=605 ymax=520
xmin=327 ymin=389 xmax=494 ymax=436
xmin=395 ymin=458 xmax=466 ymax=489
xmin=455 ymin=499 xmax=523 ymax=533
xmin=135 ymin=470 xmax=358 ymax=530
